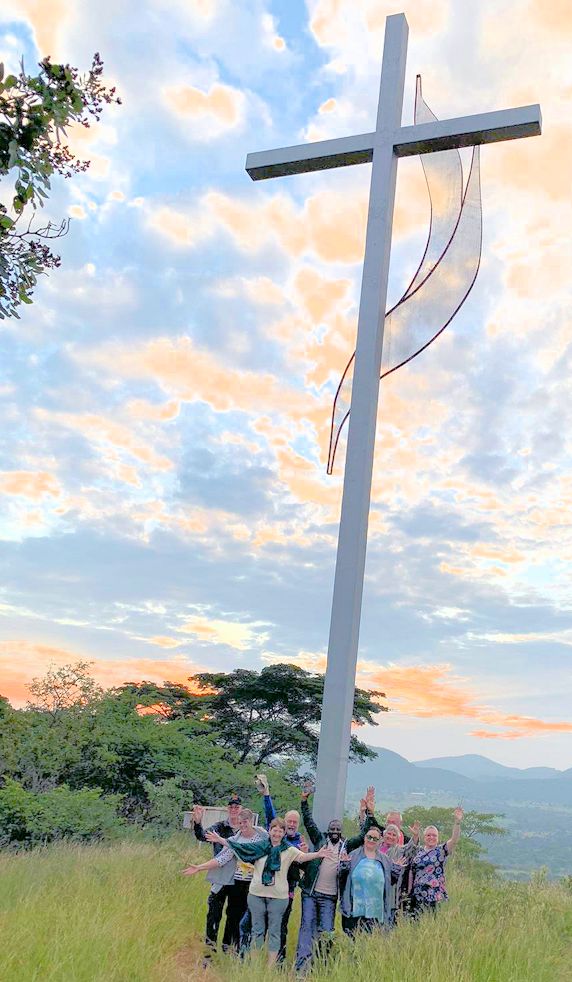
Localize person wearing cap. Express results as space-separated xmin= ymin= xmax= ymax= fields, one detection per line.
xmin=191 ymin=794 xmax=242 ymax=957
xmin=184 ymin=807 xmax=268 ymax=951
xmin=186 ymin=816 xmax=331 ymax=967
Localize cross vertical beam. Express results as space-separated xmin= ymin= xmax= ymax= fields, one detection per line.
xmin=312 ymin=14 xmax=409 ymax=827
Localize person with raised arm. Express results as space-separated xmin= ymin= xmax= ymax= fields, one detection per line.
xmin=339 ymin=824 xmax=407 ymax=936
xmin=294 ymin=781 xmax=376 ymax=973
xmin=183 ymin=807 xmax=268 ymax=952
xmin=409 ymin=807 xmax=464 ymax=915
xmin=379 ymin=821 xmax=420 ymax=923
xmin=184 ymin=817 xmax=330 ymax=967
xmin=254 ymin=773 xmax=306 ymax=962
xmin=358 ymin=786 xmax=411 ymax=845
xmin=190 ymin=795 xmax=242 ymax=959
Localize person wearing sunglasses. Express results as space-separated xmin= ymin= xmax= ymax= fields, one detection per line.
xmin=295 ymin=782 xmax=379 ymax=972
xmin=339 ymin=826 xmax=406 ymax=936
xmin=186 ymin=817 xmax=331 ymax=966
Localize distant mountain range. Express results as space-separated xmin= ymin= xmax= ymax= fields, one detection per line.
xmin=415 ymin=753 xmax=562 ymax=783
xmin=347 ymin=748 xmax=572 ymax=807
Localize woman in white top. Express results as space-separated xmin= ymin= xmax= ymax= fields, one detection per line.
xmin=185 ymin=817 xmax=329 ymax=965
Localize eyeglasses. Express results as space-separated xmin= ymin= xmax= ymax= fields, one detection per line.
xmin=365 ymin=834 xmax=381 ymax=842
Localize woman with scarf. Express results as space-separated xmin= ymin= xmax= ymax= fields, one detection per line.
xmin=184 ymin=817 xmax=330 ymax=965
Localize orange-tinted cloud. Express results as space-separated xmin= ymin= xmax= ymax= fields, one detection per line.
xmin=149 ymin=187 xmax=369 ymax=264
xmin=528 ymin=0 xmax=572 ymax=33
xmin=75 ymin=336 xmax=314 ymax=420
xmin=35 ymin=408 xmax=174 ymax=473
xmin=3 ymin=0 xmax=70 ymax=57
xmin=490 ymin=125 xmax=572 ymax=204
xmin=0 ymin=470 xmax=61 ymax=500
xmin=262 ymin=650 xmax=572 ymax=741
xmin=308 ymin=0 xmax=448 ymax=50
xmin=0 ymin=641 xmax=206 ymax=707
xmin=176 ymin=615 xmax=269 ymax=650
xmin=163 ymin=82 xmax=244 ymax=128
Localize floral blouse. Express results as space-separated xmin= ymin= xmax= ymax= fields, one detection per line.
xmin=411 ymin=842 xmax=450 ymax=905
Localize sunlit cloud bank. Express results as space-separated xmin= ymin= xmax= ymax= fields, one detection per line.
xmin=262 ymin=650 xmax=572 ymax=741
xmin=1 ymin=0 xmax=571 ymax=767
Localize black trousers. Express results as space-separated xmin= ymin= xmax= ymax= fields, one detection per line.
xmin=277 ymin=895 xmax=294 ymax=963
xmin=225 ymin=881 xmax=250 ymax=950
xmin=342 ymin=915 xmax=382 ymax=936
xmin=205 ymin=882 xmax=250 ymax=954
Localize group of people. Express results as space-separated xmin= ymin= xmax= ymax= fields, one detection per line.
xmin=182 ymin=778 xmax=464 ymax=971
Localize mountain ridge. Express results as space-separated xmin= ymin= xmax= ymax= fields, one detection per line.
xmin=346 ymin=747 xmax=572 ymax=807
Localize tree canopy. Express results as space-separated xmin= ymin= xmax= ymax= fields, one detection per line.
xmin=0 ymin=662 xmax=320 ymax=845
xmin=123 ymin=663 xmax=387 ymax=766
xmin=0 ymin=53 xmax=119 ymax=318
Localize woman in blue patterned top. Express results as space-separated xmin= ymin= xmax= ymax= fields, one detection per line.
xmin=409 ymin=807 xmax=464 ymax=915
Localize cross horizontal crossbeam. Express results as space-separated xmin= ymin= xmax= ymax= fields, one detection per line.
xmin=245 ymin=104 xmax=541 ymax=181
xmin=244 ymin=11 xmax=542 ymax=829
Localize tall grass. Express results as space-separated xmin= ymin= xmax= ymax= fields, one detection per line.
xmin=1 ymin=837 xmax=571 ymax=981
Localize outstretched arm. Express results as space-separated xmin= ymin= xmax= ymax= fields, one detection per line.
xmin=446 ymin=807 xmax=463 ymax=854
xmin=295 ymin=845 xmax=330 ymax=863
xmin=181 ymin=857 xmax=220 ymax=875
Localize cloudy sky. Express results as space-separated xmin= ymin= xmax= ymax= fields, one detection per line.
xmin=1 ymin=0 xmax=571 ymax=771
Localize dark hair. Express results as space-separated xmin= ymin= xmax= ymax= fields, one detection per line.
xmin=269 ymin=817 xmax=286 ymax=832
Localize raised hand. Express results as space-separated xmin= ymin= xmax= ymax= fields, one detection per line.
xmin=339 ymin=850 xmax=350 ymax=863
xmin=191 ymin=804 xmax=204 ymax=823
xmin=365 ymin=786 xmax=375 ymax=812
xmin=255 ymin=773 xmax=270 ymax=796
xmin=299 ymin=835 xmax=309 ymax=853
xmin=408 ymin=821 xmax=421 ymax=841
xmin=301 ymin=779 xmax=315 ymax=801
xmin=205 ymin=830 xmax=225 ymax=845
xmin=181 ymin=864 xmax=201 ymax=876
xmin=453 ymin=807 xmax=464 ymax=823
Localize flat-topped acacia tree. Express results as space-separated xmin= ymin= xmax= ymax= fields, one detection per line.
xmin=124 ymin=664 xmax=387 ymax=767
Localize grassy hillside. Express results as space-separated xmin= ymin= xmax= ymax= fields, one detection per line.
xmin=1 ymin=836 xmax=571 ymax=982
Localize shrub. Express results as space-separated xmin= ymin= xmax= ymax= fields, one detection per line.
xmin=0 ymin=779 xmax=124 ymax=846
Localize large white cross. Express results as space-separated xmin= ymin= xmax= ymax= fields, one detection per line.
xmin=246 ymin=12 xmax=541 ymax=827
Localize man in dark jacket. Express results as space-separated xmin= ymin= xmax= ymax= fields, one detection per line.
xmin=192 ymin=795 xmax=242 ymax=956
xmin=295 ymin=786 xmax=375 ymax=973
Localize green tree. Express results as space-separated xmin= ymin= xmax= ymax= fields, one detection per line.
xmin=1 ymin=668 xmax=303 ymax=831
xmin=122 ymin=663 xmax=387 ymax=766
xmin=26 ymin=660 xmax=104 ymax=716
xmin=0 ymin=53 xmax=120 ymax=318
xmin=403 ymin=805 xmax=507 ymax=873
